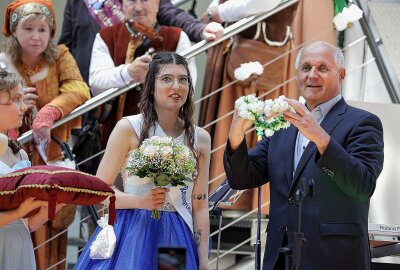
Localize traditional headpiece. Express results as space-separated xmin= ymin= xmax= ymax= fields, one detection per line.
xmin=2 ymin=0 xmax=56 ymax=38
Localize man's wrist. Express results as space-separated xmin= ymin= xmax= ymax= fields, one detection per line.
xmin=207 ymin=6 xmax=221 ymax=23
xmin=207 ymin=10 xmax=213 ymax=22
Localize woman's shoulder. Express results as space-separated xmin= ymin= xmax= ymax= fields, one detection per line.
xmin=109 ymin=117 xmax=140 ymax=150
xmin=56 ymin=44 xmax=70 ymax=55
xmin=0 ymin=53 xmax=19 ymax=75
xmin=123 ymin=114 xmax=143 ymax=122
xmin=194 ymin=126 xmax=211 ymax=150
xmin=122 ymin=114 xmax=143 ymax=129
xmin=115 ymin=115 xmax=142 ymax=137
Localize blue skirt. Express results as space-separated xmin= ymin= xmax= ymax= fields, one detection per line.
xmin=74 ymin=209 xmax=198 ymax=269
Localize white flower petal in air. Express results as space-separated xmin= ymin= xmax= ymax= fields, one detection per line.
xmin=234 ymin=61 xmax=264 ymax=81
xmin=333 ymin=4 xmax=363 ymax=31
xmin=343 ymin=4 xmax=363 ymax=22
xmin=333 ymin=13 xmax=349 ymax=31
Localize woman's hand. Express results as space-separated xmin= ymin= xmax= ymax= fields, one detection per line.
xmin=23 ymin=87 xmax=38 ymax=110
xmin=32 ymin=105 xmax=61 ymax=147
xmin=16 ymin=197 xmax=48 ymax=218
xmin=139 ymin=187 xmax=170 ymax=210
xmin=32 ymin=126 xmax=51 ymax=149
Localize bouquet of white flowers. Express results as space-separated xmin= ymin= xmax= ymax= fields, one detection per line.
xmin=235 ymin=95 xmax=292 ymax=140
xmin=125 ymin=136 xmax=197 ymax=219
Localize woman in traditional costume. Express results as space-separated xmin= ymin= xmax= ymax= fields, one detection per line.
xmin=1 ymin=1 xmax=90 ymax=269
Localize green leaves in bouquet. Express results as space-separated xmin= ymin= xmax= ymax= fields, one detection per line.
xmin=134 ymin=165 xmax=149 ymax=178
xmin=150 ymin=173 xmax=188 ymax=187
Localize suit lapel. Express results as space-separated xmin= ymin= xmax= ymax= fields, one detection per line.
xmin=289 ymin=98 xmax=348 ymax=197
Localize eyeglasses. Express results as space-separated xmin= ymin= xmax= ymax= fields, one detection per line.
xmin=156 ymin=75 xmax=189 ymax=87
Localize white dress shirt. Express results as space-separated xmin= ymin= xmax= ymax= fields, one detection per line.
xmin=209 ymin=0 xmax=282 ymax=22
xmin=293 ymin=94 xmax=342 ymax=175
xmin=89 ymin=31 xmax=197 ymax=96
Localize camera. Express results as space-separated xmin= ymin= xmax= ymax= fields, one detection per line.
xmin=157 ymin=247 xmax=186 ymax=270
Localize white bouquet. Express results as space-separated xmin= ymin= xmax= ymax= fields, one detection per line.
xmin=125 ymin=136 xmax=197 ymax=219
xmin=235 ymin=95 xmax=292 ymax=140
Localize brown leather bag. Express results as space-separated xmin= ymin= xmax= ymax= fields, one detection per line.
xmin=225 ymin=3 xmax=298 ymax=91
xmin=225 ymin=35 xmax=292 ymax=91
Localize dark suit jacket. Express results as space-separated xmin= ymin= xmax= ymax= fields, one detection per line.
xmin=224 ymin=98 xmax=384 ymax=270
xmin=58 ymin=0 xmax=205 ymax=83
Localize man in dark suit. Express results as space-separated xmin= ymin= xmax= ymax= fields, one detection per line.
xmin=224 ymin=41 xmax=384 ymax=270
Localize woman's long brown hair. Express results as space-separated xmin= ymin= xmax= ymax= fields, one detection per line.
xmin=138 ymin=51 xmax=197 ymax=158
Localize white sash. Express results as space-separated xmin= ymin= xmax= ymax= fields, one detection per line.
xmin=167 ymin=183 xmax=194 ymax=232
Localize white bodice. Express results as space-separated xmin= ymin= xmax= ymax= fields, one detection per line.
xmin=119 ymin=114 xmax=197 ymax=230
xmin=120 ymin=114 xmax=194 ymax=195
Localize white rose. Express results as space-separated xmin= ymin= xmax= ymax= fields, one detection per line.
xmin=246 ymin=95 xmax=259 ymax=104
xmin=161 ymin=146 xmax=173 ymax=158
xmin=143 ymin=145 xmax=158 ymax=157
xmin=235 ymin=97 xmax=246 ymax=109
xmin=264 ymin=129 xmax=275 ymax=137
xmin=238 ymin=107 xmax=255 ymax=120
xmin=248 ymin=102 xmax=263 ymax=115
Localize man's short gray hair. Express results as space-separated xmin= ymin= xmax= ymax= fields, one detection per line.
xmin=294 ymin=42 xmax=345 ymax=70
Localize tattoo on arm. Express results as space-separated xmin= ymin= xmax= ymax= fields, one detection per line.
xmin=194 ymin=228 xmax=202 ymax=247
xmin=192 ymin=193 xmax=207 ymax=200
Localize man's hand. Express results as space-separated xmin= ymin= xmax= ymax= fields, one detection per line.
xmin=202 ymin=22 xmax=224 ymax=41
xmin=228 ymin=110 xmax=253 ymax=150
xmin=23 ymin=87 xmax=38 ymax=110
xmin=283 ymin=99 xmax=330 ymax=154
xmin=127 ymin=55 xmax=152 ymax=84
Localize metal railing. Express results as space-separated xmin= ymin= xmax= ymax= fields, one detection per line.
xmin=354 ymin=0 xmax=400 ymax=103
xmin=17 ymin=0 xmax=299 ymax=145
xmin=14 ymin=0 xmax=399 ymax=267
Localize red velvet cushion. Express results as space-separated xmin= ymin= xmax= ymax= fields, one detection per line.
xmin=0 ymin=165 xmax=115 ymax=224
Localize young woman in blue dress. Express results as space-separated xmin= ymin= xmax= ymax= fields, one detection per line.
xmin=75 ymin=52 xmax=211 ymax=270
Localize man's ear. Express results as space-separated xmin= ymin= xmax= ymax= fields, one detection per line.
xmin=339 ymin=68 xmax=346 ymax=80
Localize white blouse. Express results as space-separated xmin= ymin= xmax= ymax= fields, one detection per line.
xmin=209 ymin=0 xmax=282 ymax=22
xmin=89 ymin=31 xmax=197 ymax=96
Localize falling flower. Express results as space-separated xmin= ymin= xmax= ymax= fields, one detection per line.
xmin=333 ymin=4 xmax=363 ymax=31
xmin=234 ymin=61 xmax=264 ymax=81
